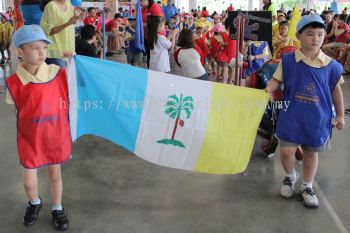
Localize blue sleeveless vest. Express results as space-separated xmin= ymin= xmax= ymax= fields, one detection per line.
xmin=276 ymin=53 xmax=342 ymax=147
xmin=247 ymin=41 xmax=268 ymax=76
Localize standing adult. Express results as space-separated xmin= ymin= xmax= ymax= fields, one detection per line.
xmin=263 ymin=0 xmax=277 ymax=22
xmin=20 ymin=0 xmax=42 ymax=25
xmin=141 ymin=0 xmax=163 ymax=68
xmin=40 ymin=0 xmax=81 ymax=67
xmin=162 ymin=0 xmax=178 ymax=23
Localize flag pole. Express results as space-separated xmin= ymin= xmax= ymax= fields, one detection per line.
xmin=234 ymin=14 xmax=241 ymax=85
xmin=102 ymin=9 xmax=106 ymax=60
xmin=239 ymin=15 xmax=246 ymax=86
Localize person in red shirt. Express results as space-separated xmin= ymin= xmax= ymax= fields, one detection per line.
xmin=194 ymin=21 xmax=209 ymax=72
xmin=323 ymin=14 xmax=350 ymax=59
xmin=105 ymin=13 xmax=124 ymax=53
xmin=141 ymin=0 xmax=163 ymax=68
xmin=201 ymin=7 xmax=209 ymax=17
xmin=83 ymin=7 xmax=98 ymax=27
xmin=227 ymin=3 xmax=234 ymax=12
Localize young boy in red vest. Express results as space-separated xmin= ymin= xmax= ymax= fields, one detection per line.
xmin=6 ymin=25 xmax=71 ymax=231
xmin=265 ymin=15 xmax=345 ymax=208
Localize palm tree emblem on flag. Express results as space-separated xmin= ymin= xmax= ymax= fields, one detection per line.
xmin=157 ymin=94 xmax=194 ymax=148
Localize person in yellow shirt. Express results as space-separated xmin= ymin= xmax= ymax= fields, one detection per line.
xmin=40 ymin=0 xmax=82 ymax=67
xmin=0 ymin=12 xmax=13 ymax=63
xmin=273 ymin=21 xmax=299 ymax=58
xmin=273 ymin=13 xmax=286 ymax=39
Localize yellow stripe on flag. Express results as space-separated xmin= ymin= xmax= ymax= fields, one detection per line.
xmin=195 ymin=84 xmax=269 ymax=174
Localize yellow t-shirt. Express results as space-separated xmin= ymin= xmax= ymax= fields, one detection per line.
xmin=272 ymin=23 xmax=279 ymax=39
xmin=3 ymin=22 xmax=13 ymax=43
xmin=273 ymin=35 xmax=300 ymax=57
xmin=6 ymin=63 xmax=60 ymax=104
xmin=0 ymin=23 xmax=5 ymax=43
xmin=40 ymin=0 xmax=75 ymax=58
xmin=273 ymin=49 xmax=345 ymax=85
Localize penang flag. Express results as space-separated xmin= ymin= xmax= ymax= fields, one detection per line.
xmin=67 ymin=56 xmax=269 ymax=174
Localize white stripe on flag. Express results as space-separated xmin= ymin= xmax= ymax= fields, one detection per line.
xmin=134 ymin=71 xmax=212 ymax=171
xmin=67 ymin=58 xmax=78 ymax=141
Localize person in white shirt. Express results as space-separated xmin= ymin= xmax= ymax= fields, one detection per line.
xmin=148 ymin=16 xmax=177 ymax=72
xmin=174 ymin=29 xmax=208 ymax=80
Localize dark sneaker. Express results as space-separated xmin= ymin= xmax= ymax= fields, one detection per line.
xmin=23 ymin=199 xmax=42 ymax=227
xmin=52 ymin=208 xmax=69 ymax=231
xmin=300 ymin=187 xmax=319 ymax=208
xmin=345 ymin=108 xmax=350 ymax=114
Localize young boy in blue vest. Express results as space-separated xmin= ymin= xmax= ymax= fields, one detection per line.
xmin=265 ymin=15 xmax=345 ymax=208
xmin=5 ymin=25 xmax=71 ymax=230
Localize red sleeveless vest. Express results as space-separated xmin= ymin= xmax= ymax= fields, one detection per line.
xmin=6 ymin=68 xmax=72 ymax=169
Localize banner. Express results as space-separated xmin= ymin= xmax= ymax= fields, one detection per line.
xmin=67 ymin=56 xmax=269 ymax=174
xmin=228 ymin=11 xmax=273 ymax=50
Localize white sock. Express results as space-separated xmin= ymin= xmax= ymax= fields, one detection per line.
xmin=30 ymin=198 xmax=41 ymax=205
xmin=302 ymin=181 xmax=313 ymax=189
xmin=52 ymin=204 xmax=63 ymax=211
xmin=286 ymin=170 xmax=296 ymax=180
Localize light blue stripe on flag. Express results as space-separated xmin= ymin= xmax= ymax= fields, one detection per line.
xmin=74 ymin=55 xmax=148 ymax=152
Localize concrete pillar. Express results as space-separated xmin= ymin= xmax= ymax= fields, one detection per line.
xmin=189 ymin=0 xmax=196 ymax=11
xmin=106 ymin=0 xmax=117 ymax=14
xmin=248 ymin=0 xmax=254 ymax=11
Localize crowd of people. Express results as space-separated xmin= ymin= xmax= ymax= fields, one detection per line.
xmin=0 ymin=0 xmax=349 ymax=231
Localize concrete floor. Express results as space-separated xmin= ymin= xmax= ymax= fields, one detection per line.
xmin=0 ymin=53 xmax=349 ymax=233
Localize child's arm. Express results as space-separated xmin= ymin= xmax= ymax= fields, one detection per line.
xmin=265 ymin=62 xmax=283 ymax=94
xmin=265 ymin=78 xmax=280 ymax=94
xmin=332 ymin=84 xmax=345 ymax=130
xmin=334 ymin=24 xmax=345 ymax=37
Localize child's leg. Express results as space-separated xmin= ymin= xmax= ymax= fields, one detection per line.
xmin=47 ymin=164 xmax=62 ymax=209
xmin=23 ymin=168 xmax=39 ymax=202
xmin=216 ymin=64 xmax=222 ymax=80
xmin=280 ymin=146 xmax=298 ymax=198
xmin=23 ymin=168 xmax=42 ymax=227
xmin=221 ymin=65 xmax=228 ymax=83
xmin=1 ymin=50 xmax=5 ymax=61
xmin=48 ymin=164 xmax=69 ymax=230
xmin=280 ymin=146 xmax=297 ymax=173
xmin=299 ymin=150 xmax=319 ymax=208
xmin=6 ymin=45 xmax=11 ymax=60
xmin=302 ymin=151 xmax=318 ymax=184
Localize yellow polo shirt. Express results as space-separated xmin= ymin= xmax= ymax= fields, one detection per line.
xmin=5 ymin=63 xmax=60 ymax=104
xmin=273 ymin=49 xmax=345 ymax=85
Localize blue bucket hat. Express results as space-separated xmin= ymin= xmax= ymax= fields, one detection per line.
xmin=13 ymin=25 xmax=52 ymax=48
xmin=296 ymin=14 xmax=326 ymax=33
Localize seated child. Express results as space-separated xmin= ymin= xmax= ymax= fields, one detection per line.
xmin=76 ymin=25 xmax=102 ymax=58
xmin=322 ymin=14 xmax=349 ymax=59
xmin=273 ymin=21 xmax=299 ymax=58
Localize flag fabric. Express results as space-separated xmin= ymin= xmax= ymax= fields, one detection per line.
xmin=287 ymin=4 xmax=302 ymax=46
xmin=67 ymin=55 xmax=269 ymax=174
xmin=134 ymin=0 xmax=145 ymax=53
